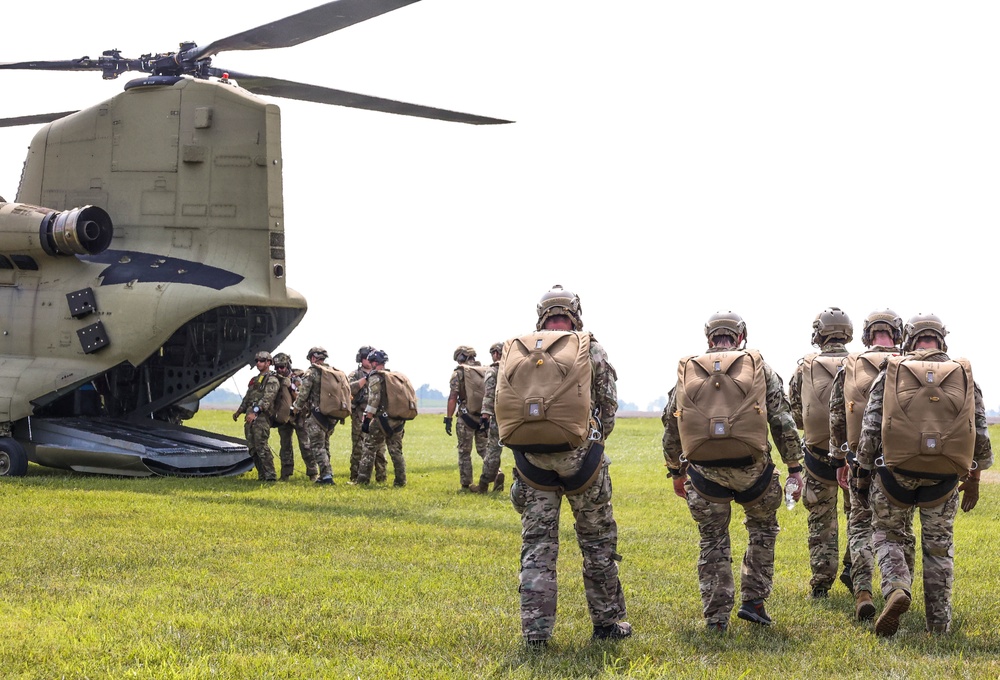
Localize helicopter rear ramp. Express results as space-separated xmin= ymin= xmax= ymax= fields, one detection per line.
xmin=14 ymin=417 xmax=252 ymax=477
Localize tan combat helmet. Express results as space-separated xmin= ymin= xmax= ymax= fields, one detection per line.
xmin=902 ymin=313 xmax=948 ymax=353
xmin=861 ymin=309 xmax=903 ymax=348
xmin=453 ymin=345 xmax=477 ymax=363
xmin=307 ymin=346 xmax=328 ymax=361
xmin=536 ymin=284 xmax=583 ymax=331
xmin=254 ymin=350 xmax=272 ymax=363
xmin=811 ymin=307 xmax=853 ymax=346
xmin=489 ymin=341 xmax=504 ymax=357
xmin=272 ymin=352 xmax=291 ymax=368
xmin=704 ymin=311 xmax=747 ymax=348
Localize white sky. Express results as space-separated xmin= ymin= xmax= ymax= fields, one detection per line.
xmin=2 ymin=1 xmax=998 ymax=411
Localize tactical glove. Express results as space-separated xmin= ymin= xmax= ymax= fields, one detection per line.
xmin=853 ymin=473 xmax=872 ymax=510
xmin=232 ymin=411 xmax=240 ymax=422
xmin=479 ymin=415 xmax=490 ymax=431
xmin=959 ymin=478 xmax=979 ymax=512
xmin=444 ymin=416 xmax=453 ymax=436
xmin=361 ymin=418 xmax=371 ymax=434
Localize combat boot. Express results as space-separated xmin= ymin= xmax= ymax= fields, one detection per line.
xmin=737 ymin=599 xmax=773 ymax=626
xmin=855 ymin=590 xmax=876 ymax=621
xmin=706 ymin=620 xmax=728 ymax=634
xmin=467 ymin=483 xmax=485 ymax=494
xmin=875 ymin=588 xmax=911 ymax=637
xmin=592 ymin=621 xmax=632 ymax=641
xmin=839 ymin=566 xmax=854 ymax=594
xmin=493 ymin=470 xmax=506 ymax=493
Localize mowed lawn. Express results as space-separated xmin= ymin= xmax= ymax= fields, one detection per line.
xmin=1 ymin=414 xmax=998 ymax=679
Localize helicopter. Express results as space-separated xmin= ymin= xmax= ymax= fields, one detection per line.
xmin=0 ymin=0 xmax=509 ymax=478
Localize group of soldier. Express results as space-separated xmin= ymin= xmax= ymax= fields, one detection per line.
xmin=231 ymin=286 xmax=993 ymax=647
xmin=233 ymin=345 xmax=406 ymax=487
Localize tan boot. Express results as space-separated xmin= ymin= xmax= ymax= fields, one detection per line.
xmin=855 ymin=590 xmax=876 ymax=621
xmin=493 ymin=470 xmax=506 ymax=493
xmin=467 ymin=483 xmax=485 ymax=494
xmin=875 ymin=588 xmax=911 ymax=637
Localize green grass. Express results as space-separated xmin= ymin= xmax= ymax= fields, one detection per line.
xmin=1 ymin=417 xmax=998 ymax=679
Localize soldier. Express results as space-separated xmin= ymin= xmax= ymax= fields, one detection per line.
xmin=663 ymin=312 xmax=805 ymax=632
xmin=444 ymin=345 xmax=490 ymax=491
xmin=856 ymin=313 xmax=993 ymax=636
xmin=357 ymin=349 xmax=407 ymax=487
xmin=232 ymin=350 xmax=281 ymax=482
xmin=470 ymin=341 xmax=506 ymax=493
xmin=829 ymin=310 xmax=913 ymax=621
xmin=503 ymin=285 xmax=631 ymax=646
xmin=788 ymin=307 xmax=854 ymax=598
xmin=290 ymin=346 xmax=337 ymax=485
xmin=273 ymin=352 xmax=318 ymax=481
xmin=348 ymin=345 xmax=387 ymax=484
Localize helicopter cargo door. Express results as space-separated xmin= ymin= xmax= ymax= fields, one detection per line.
xmin=111 ymin=89 xmax=181 ymax=173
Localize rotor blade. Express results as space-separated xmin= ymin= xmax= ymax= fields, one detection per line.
xmin=0 ymin=59 xmax=102 ymax=73
xmin=227 ymin=72 xmax=512 ymax=125
xmin=0 ymin=111 xmax=78 ymax=127
xmin=191 ymin=0 xmax=422 ymax=61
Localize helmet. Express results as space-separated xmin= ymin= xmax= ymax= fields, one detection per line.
xmin=861 ymin=309 xmax=903 ymax=347
xmin=489 ymin=341 xmax=504 ymax=356
xmin=704 ymin=311 xmax=747 ymax=347
xmin=453 ymin=345 xmax=477 ymax=363
xmin=307 ymin=346 xmax=328 ymax=361
xmin=272 ymin=352 xmax=291 ymax=368
xmin=254 ymin=350 xmax=272 ymax=362
xmin=367 ymin=349 xmax=389 ymax=365
xmin=902 ymin=313 xmax=948 ymax=353
xmin=356 ymin=345 xmax=373 ymax=363
xmin=811 ymin=307 xmax=853 ymax=345
xmin=536 ymin=284 xmax=583 ymax=331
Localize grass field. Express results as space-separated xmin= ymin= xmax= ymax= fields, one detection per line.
xmin=1 ymin=415 xmax=998 ymax=679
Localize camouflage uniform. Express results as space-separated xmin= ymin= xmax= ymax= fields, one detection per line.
xmin=450 ymin=360 xmax=489 ymax=487
xmin=789 ymin=341 xmax=853 ymax=594
xmin=829 ymin=346 xmax=913 ymax=598
xmin=509 ymin=335 xmax=626 ymax=642
xmin=348 ymin=365 xmax=386 ymax=483
xmin=663 ymin=351 xmax=804 ymax=626
xmin=357 ymin=370 xmax=406 ymax=485
xmin=291 ymin=362 xmax=335 ymax=481
xmin=277 ymin=368 xmax=317 ymax=480
xmin=236 ymin=371 xmax=280 ymax=480
xmin=857 ymin=348 xmax=993 ymax=632
xmin=477 ymin=359 xmax=504 ymax=490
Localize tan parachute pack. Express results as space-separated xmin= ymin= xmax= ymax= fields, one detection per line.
xmin=494 ymin=330 xmax=593 ymax=452
xmin=458 ymin=364 xmax=487 ymax=415
xmin=378 ymin=370 xmax=418 ymax=420
xmin=843 ymin=350 xmax=896 ymax=451
xmin=272 ymin=375 xmax=293 ymax=425
xmin=881 ymin=354 xmax=975 ymax=476
xmin=801 ymin=353 xmax=846 ymax=448
xmin=317 ymin=364 xmax=352 ymax=419
xmin=675 ymin=349 xmax=769 ymax=464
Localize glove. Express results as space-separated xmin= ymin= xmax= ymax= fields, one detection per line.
xmin=853 ymin=474 xmax=872 ymax=510
xmin=361 ymin=418 xmax=371 ymax=434
xmin=959 ymin=478 xmax=979 ymax=512
xmin=479 ymin=415 xmax=490 ymax=431
xmin=232 ymin=411 xmax=239 ymax=422
xmin=443 ymin=416 xmax=453 ymax=436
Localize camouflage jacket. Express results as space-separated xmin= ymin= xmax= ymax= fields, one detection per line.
xmin=449 ymin=359 xmax=483 ymax=406
xmin=857 ymin=349 xmax=994 ymax=472
xmin=481 ymin=361 xmax=499 ymax=417
xmin=662 ymin=348 xmax=803 ymax=469
xmin=238 ymin=370 xmax=280 ymax=418
xmin=829 ymin=345 xmax=897 ymax=456
xmin=588 ymin=335 xmax=618 ymax=439
xmin=291 ymin=362 xmax=326 ymax=413
xmin=348 ymin=366 xmax=370 ymax=413
xmin=788 ymin=341 xmax=849 ymax=429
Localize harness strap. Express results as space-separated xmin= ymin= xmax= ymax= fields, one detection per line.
xmin=803 ymin=445 xmax=838 ymax=484
xmin=687 ymin=462 xmax=776 ymax=505
xmin=876 ymin=467 xmax=958 ymax=508
xmin=512 ymin=442 xmax=605 ymax=495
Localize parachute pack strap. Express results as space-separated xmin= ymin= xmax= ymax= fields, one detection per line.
xmin=803 ymin=446 xmax=839 ymax=484
xmin=459 ymin=412 xmax=480 ymax=429
xmin=875 ymin=467 xmax=956 ymax=507
xmin=512 ymin=442 xmax=605 ymax=495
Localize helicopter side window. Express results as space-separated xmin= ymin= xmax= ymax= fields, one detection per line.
xmin=0 ymin=255 xmax=13 ymax=269
xmin=9 ymin=255 xmax=38 ymax=271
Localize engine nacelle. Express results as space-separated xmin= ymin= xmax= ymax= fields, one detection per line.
xmin=0 ymin=201 xmax=114 ymax=257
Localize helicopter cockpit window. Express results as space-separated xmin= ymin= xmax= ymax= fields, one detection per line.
xmin=10 ymin=255 xmax=38 ymax=271
xmin=0 ymin=255 xmax=13 ymax=270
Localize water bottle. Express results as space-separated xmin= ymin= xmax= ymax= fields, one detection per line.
xmin=785 ymin=476 xmax=800 ymax=510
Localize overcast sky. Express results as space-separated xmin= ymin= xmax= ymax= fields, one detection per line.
xmin=2 ymin=1 xmax=998 ymax=411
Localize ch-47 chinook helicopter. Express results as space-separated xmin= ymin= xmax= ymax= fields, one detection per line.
xmin=0 ymin=0 xmax=509 ymax=478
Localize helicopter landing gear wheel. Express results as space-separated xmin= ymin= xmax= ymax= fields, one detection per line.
xmin=0 ymin=438 xmax=28 ymax=477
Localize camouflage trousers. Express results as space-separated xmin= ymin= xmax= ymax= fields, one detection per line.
xmin=456 ymin=417 xmax=489 ymax=487
xmin=351 ymin=411 xmax=386 ymax=483
xmin=477 ymin=419 xmax=504 ymax=489
xmin=509 ymin=453 xmax=626 ymax=642
xmin=871 ymin=473 xmax=957 ymax=631
xmin=303 ymin=415 xmax=334 ymax=480
xmin=244 ymin=417 xmax=276 ymax=481
xmin=357 ymin=419 xmax=406 ymax=485
xmin=683 ymin=465 xmax=782 ymax=625
xmin=277 ymin=420 xmax=317 ymax=479
xmin=844 ymin=467 xmax=915 ymax=595
xmin=802 ymin=471 xmax=852 ymax=591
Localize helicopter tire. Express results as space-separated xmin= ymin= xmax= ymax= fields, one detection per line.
xmin=0 ymin=438 xmax=28 ymax=477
